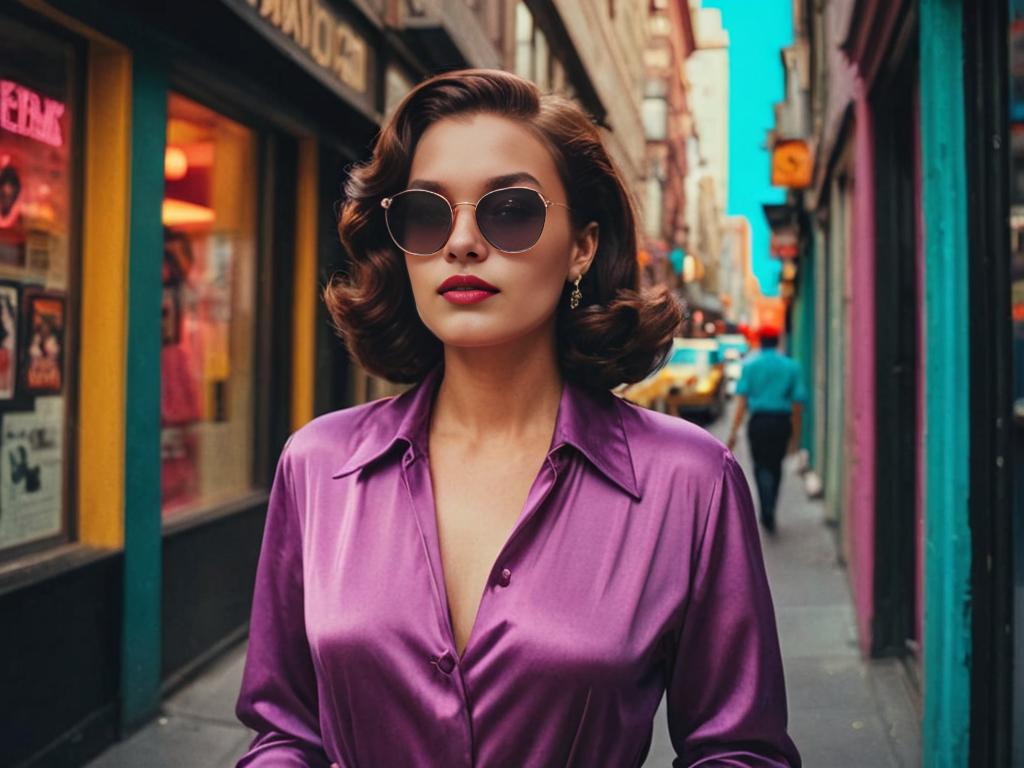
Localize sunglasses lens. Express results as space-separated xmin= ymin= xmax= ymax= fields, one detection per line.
xmin=476 ymin=188 xmax=547 ymax=252
xmin=386 ymin=191 xmax=452 ymax=254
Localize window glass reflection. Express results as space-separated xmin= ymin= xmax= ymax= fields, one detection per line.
xmin=161 ymin=93 xmax=256 ymax=518
xmin=0 ymin=14 xmax=74 ymax=556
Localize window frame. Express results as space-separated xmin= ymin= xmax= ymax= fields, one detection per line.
xmin=159 ymin=75 xmax=293 ymax=534
xmin=0 ymin=7 xmax=86 ymax=568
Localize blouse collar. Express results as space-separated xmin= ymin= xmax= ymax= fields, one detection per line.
xmin=332 ymin=364 xmax=641 ymax=500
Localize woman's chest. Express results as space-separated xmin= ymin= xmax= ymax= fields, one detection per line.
xmin=300 ymin=455 xmax=691 ymax=683
xmin=430 ymin=450 xmax=548 ymax=651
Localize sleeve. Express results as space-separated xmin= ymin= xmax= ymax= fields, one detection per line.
xmin=666 ymin=452 xmax=801 ymax=767
xmin=235 ymin=439 xmax=331 ymax=767
xmin=734 ymin=361 xmax=750 ymax=398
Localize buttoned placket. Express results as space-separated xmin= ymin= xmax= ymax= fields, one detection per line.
xmin=399 ymin=443 xmax=565 ymax=767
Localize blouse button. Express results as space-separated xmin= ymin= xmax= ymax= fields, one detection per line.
xmin=436 ymin=650 xmax=456 ymax=674
xmin=498 ymin=568 xmax=512 ymax=587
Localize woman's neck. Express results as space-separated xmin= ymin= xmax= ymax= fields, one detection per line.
xmin=431 ymin=327 xmax=563 ymax=446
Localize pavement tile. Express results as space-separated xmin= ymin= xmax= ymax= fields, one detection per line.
xmin=86 ymin=713 xmax=250 ymax=768
xmin=164 ymin=644 xmax=248 ymax=725
xmin=224 ymin=731 xmax=256 ymax=766
xmin=775 ymin=604 xmax=861 ymax=659
xmin=645 ymin=696 xmax=674 ymax=764
xmin=788 ymin=708 xmax=897 ymax=768
xmin=782 ymin=656 xmax=875 ymax=713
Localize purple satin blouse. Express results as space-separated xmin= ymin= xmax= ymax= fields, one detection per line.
xmin=235 ymin=365 xmax=800 ymax=767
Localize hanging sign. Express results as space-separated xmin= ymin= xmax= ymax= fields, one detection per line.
xmin=770 ymin=231 xmax=800 ymax=259
xmin=771 ymin=139 xmax=813 ymax=189
xmin=222 ymin=0 xmax=375 ymax=114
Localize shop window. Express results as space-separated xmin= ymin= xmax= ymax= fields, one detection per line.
xmin=533 ymin=29 xmax=550 ymax=92
xmin=384 ymin=66 xmax=413 ymax=119
xmin=514 ymin=3 xmax=534 ymax=82
xmin=0 ymin=14 xmax=77 ymax=560
xmin=642 ymin=95 xmax=668 ymax=141
xmin=161 ymin=94 xmax=257 ymax=519
xmin=551 ymin=58 xmax=566 ymax=94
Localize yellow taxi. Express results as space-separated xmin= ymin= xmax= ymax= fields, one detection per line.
xmin=618 ymin=337 xmax=726 ymax=419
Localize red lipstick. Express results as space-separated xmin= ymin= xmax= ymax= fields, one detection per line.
xmin=437 ymin=274 xmax=499 ymax=305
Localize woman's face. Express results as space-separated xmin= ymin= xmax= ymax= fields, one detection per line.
xmin=402 ymin=112 xmax=597 ymax=350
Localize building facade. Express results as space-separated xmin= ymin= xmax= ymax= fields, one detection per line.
xmin=719 ymin=215 xmax=759 ymax=325
xmin=680 ymin=0 xmax=730 ymax=326
xmin=0 ymin=1 xmax=675 ymax=765
xmin=640 ymin=0 xmax=696 ymax=289
xmin=766 ymin=0 xmax=1024 ymax=764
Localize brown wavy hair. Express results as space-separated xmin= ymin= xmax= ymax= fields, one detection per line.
xmin=326 ymin=68 xmax=681 ymax=390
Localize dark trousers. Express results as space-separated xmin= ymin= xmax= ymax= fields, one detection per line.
xmin=747 ymin=411 xmax=792 ymax=531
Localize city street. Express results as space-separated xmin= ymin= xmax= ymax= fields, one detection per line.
xmin=641 ymin=404 xmax=922 ymax=767
xmin=4 ymin=1 xmax=1020 ymax=763
xmin=87 ymin=403 xmax=920 ymax=768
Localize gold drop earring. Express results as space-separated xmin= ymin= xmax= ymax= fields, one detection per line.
xmin=569 ymin=275 xmax=582 ymax=310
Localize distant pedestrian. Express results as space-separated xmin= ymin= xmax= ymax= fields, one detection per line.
xmin=727 ymin=327 xmax=806 ymax=532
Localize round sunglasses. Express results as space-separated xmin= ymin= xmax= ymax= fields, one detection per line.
xmin=380 ymin=186 xmax=570 ymax=256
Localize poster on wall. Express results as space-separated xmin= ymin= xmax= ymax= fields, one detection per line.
xmin=0 ymin=283 xmax=18 ymax=400
xmin=0 ymin=157 xmax=27 ymax=268
xmin=22 ymin=291 xmax=64 ymax=395
xmin=0 ymin=396 xmax=63 ymax=550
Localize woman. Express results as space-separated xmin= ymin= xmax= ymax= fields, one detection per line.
xmin=236 ymin=69 xmax=800 ymax=767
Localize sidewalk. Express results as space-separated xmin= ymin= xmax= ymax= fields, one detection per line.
xmin=87 ymin=644 xmax=252 ymax=768
xmin=88 ymin=416 xmax=922 ymax=768
xmin=642 ymin=416 xmax=922 ymax=767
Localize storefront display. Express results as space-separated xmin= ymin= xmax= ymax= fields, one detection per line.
xmin=160 ymin=93 xmax=256 ymax=517
xmin=0 ymin=0 xmax=390 ymax=762
xmin=0 ymin=12 xmax=75 ymax=556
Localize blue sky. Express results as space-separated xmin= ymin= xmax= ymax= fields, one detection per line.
xmin=703 ymin=0 xmax=793 ymax=296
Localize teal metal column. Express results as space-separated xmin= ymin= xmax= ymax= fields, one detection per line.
xmin=796 ymin=243 xmax=816 ymax=458
xmin=122 ymin=50 xmax=166 ymax=732
xmin=920 ymin=0 xmax=972 ymax=763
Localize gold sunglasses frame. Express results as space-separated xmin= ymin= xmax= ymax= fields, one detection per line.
xmin=380 ymin=186 xmax=571 ymax=256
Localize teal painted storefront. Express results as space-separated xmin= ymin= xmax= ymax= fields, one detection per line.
xmin=920 ymin=0 xmax=972 ymax=763
xmin=780 ymin=0 xmax=978 ymax=761
xmin=122 ymin=49 xmax=168 ymax=732
xmin=789 ymin=240 xmax=816 ymax=461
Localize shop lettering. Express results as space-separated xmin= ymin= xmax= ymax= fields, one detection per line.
xmin=246 ymin=0 xmax=368 ymax=94
xmin=0 ymin=81 xmax=64 ymax=148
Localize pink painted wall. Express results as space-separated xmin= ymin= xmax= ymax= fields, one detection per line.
xmin=846 ymin=80 xmax=878 ymax=656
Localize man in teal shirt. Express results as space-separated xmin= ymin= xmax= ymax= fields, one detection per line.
xmin=726 ymin=328 xmax=806 ymax=532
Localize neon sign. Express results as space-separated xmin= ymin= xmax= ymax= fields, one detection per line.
xmin=0 ymin=80 xmax=64 ymax=148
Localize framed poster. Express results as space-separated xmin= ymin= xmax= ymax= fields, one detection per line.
xmin=0 ymin=282 xmax=18 ymax=400
xmin=0 ymin=397 xmax=63 ymax=550
xmin=22 ymin=291 xmax=64 ymax=395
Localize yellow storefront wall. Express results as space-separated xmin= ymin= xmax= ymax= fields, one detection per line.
xmin=292 ymin=137 xmax=318 ymax=430
xmin=79 ymin=40 xmax=131 ymax=548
